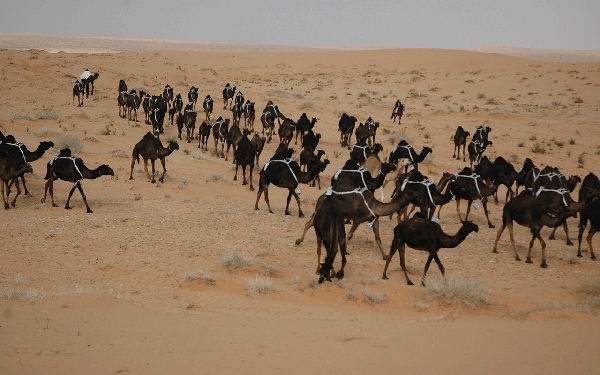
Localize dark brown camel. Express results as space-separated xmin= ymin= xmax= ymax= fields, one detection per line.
xmin=313 ymin=200 xmax=347 ymax=283
xmin=243 ymin=100 xmax=256 ymax=131
xmin=535 ymin=186 xmax=585 ymax=246
xmin=129 ymin=132 xmax=179 ymax=183
xmin=198 ymin=120 xmax=212 ymax=152
xmin=224 ymin=123 xmax=243 ymax=162
xmin=392 ymin=170 xmax=458 ymax=220
xmin=492 ymin=191 xmax=578 ymax=268
xmin=338 ymin=113 xmax=357 ymax=149
xmin=0 ymin=137 xmax=54 ymax=196
xmin=233 ymin=129 xmax=256 ymax=191
xmin=364 ymin=117 xmax=379 ymax=147
xmin=441 ymin=167 xmax=497 ymax=228
xmin=260 ymin=109 xmax=275 ymax=143
xmin=142 ymin=94 xmax=153 ymax=125
xmin=73 ymin=80 xmax=84 ymax=107
xmin=163 ymin=84 xmax=174 ymax=111
xmin=203 ymin=95 xmax=213 ymax=121
xmin=389 ymin=140 xmax=432 ymax=172
xmin=475 ymin=156 xmax=526 ymax=204
xmin=118 ymin=79 xmax=127 ymax=94
xmin=83 ymin=72 xmax=99 ymax=98
xmin=467 ymin=139 xmax=493 ymax=170
xmin=383 ymin=212 xmax=479 ymax=285
xmin=302 ymin=130 xmax=321 ymax=153
xmin=42 ymin=149 xmax=114 ymax=213
xmin=391 ymin=99 xmax=405 ymax=123
xmin=188 ymin=86 xmax=198 ymax=109
xmin=278 ymin=118 xmax=296 ymax=147
xmin=300 ymin=149 xmax=326 ymax=188
xmin=0 ymin=154 xmax=33 ymax=209
xmin=254 ymin=156 xmax=330 ymax=217
xmin=515 ymin=158 xmax=539 ymax=194
xmin=453 ymin=126 xmax=470 ymax=162
xmin=176 ymin=108 xmax=198 ymax=143
xmin=294 ymin=113 xmax=317 ymax=145
xmin=578 ymin=186 xmax=600 ymax=260
xmin=354 ymin=123 xmax=373 ymax=145
xmin=126 ymin=90 xmax=145 ymax=122
xmin=251 ymin=133 xmax=266 ymax=167
xmin=577 ymin=173 xmax=600 ymax=259
xmin=222 ymin=83 xmax=236 ymax=109
xmin=173 ymin=94 xmax=184 ymax=119
xmin=150 ymin=106 xmax=166 ymax=138
xmin=117 ymin=90 xmax=129 ymax=118
xmin=212 ymin=117 xmax=229 ymax=158
xmin=231 ymin=101 xmax=244 ymax=128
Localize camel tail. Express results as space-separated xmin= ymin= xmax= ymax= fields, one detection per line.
xmin=132 ymin=147 xmax=141 ymax=164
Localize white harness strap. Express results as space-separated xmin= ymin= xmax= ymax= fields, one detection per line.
xmin=264 ymin=158 xmax=301 ymax=194
xmin=333 ymin=166 xmax=369 ymax=188
xmin=6 ymin=142 xmax=26 ymax=163
xmin=51 ymin=154 xmax=84 ymax=186
xmin=456 ymin=173 xmax=482 ymax=195
xmin=534 ymin=171 xmax=564 ymax=182
xmin=352 ymin=143 xmax=369 ymax=161
xmin=536 ymin=187 xmax=569 ymax=206
xmin=392 ymin=144 xmax=414 ymax=162
xmin=326 ymin=186 xmax=377 ymax=227
xmin=401 ymin=177 xmax=436 ymax=203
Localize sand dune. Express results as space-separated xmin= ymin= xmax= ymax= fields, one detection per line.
xmin=0 ymin=34 xmax=599 ymax=374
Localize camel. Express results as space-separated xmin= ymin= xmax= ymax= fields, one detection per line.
xmin=313 ymin=200 xmax=347 ymax=283
xmin=354 ymin=123 xmax=373 ymax=145
xmin=251 ymin=133 xmax=266 ymax=167
xmin=294 ymin=113 xmax=317 ymax=145
xmin=0 ymin=137 xmax=54 ymax=196
xmin=578 ymin=185 xmax=600 ymax=260
xmin=197 ymin=120 xmax=212 ymax=152
xmin=301 ymin=130 xmax=321 ymax=153
xmin=243 ymin=100 xmax=255 ymax=131
xmin=0 ymin=154 xmax=33 ymax=209
xmin=300 ymin=149 xmax=326 ymax=188
xmin=389 ymin=140 xmax=432 ymax=172
xmin=173 ymin=94 xmax=184 ymax=118
xmin=278 ymin=118 xmax=296 ymax=147
xmin=129 ymin=132 xmax=179 ymax=183
xmin=515 ymin=158 xmax=539 ymax=194
xmin=224 ymin=123 xmax=243 ymax=162
xmin=222 ymin=83 xmax=236 ymax=109
xmin=150 ymin=106 xmax=166 ymax=138
xmin=493 ymin=190 xmax=579 ymax=268
xmin=42 ymin=149 xmax=114 ymax=213
xmin=142 ymin=94 xmax=154 ymax=124
xmin=188 ymin=86 xmax=198 ymax=109
xmin=364 ymin=117 xmax=379 ymax=147
xmin=117 ymin=90 xmax=129 ymax=118
xmin=231 ymin=101 xmax=243 ymax=128
xmin=83 ymin=72 xmax=99 ymax=98
xmin=472 ymin=125 xmax=491 ymax=142
xmin=453 ymin=126 xmax=470 ymax=162
xmin=533 ymin=166 xmax=580 ymax=193
xmin=391 ymin=99 xmax=405 ymax=123
xmin=118 ymin=79 xmax=127 ymax=93
xmin=338 ymin=113 xmax=357 ymax=149
xmin=475 ymin=156 xmax=526 ymax=204
xmin=177 ymin=109 xmax=198 ymax=143
xmin=203 ymin=95 xmax=213 ymax=121
xmin=163 ymin=84 xmax=174 ymax=111
xmin=536 ymin=185 xmax=586 ymax=246
xmin=442 ymin=167 xmax=497 ymax=228
xmin=577 ymin=173 xmax=600 ymax=259
xmin=233 ymin=129 xmax=256 ymax=190
xmin=126 ymin=90 xmax=145 ymax=122
xmin=331 ymin=158 xmax=395 ymax=194
xmin=212 ymin=117 xmax=230 ymax=158
xmin=383 ymin=212 xmax=479 ymax=285
xmin=467 ymin=139 xmax=493 ymax=169
xmin=298 ymin=182 xmax=414 ymax=260
xmin=350 ymin=140 xmax=382 ymax=166
xmin=73 ymin=80 xmax=84 ymax=107
xmin=235 ymin=91 xmax=244 ymax=107
xmin=263 ymin=100 xmax=285 ymax=126
xmin=260 ymin=108 xmax=276 ymax=143
xmin=254 ymin=156 xmax=330 ymax=217
xmin=392 ymin=170 xmax=458 ymax=220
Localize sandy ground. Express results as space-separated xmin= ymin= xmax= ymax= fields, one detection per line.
xmin=1 ymin=34 xmax=600 ymax=374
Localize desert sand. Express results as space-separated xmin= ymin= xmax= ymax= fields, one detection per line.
xmin=0 ymin=34 xmax=599 ymax=375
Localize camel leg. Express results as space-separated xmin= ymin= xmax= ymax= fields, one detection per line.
xmin=346 ymin=221 xmax=361 ymax=246
xmin=455 ymin=199 xmax=463 ymax=222
xmin=75 ymin=183 xmax=93 ymax=213
xmin=291 ymin=190 xmax=303 ymax=218
xmin=295 ymin=212 xmax=316 ymax=246
xmin=65 ymin=184 xmax=78 ymax=210
xmin=437 ymin=204 xmax=443 ymax=220
xmin=10 ymin=179 xmax=22 ymax=207
xmin=336 ymin=237 xmax=347 ymax=280
xmin=43 ymin=178 xmax=58 ymax=207
xmin=159 ymin=158 xmax=167 ymax=183
xmin=233 ymin=162 xmax=239 ymax=181
xmin=20 ymin=175 xmax=30 ymax=196
xmin=262 ymin=184 xmax=273 ymax=214
xmin=492 ymin=221 xmax=506 ymax=254
xmin=424 ymin=251 xmax=446 ymax=286
xmin=563 ymin=222 xmax=573 ymax=246
xmin=371 ymin=218 xmax=387 ymax=260
xmin=141 ymin=159 xmax=151 ymax=182
xmin=249 ymin=164 xmax=254 ymax=191
xmin=241 ymin=165 xmax=248 ymax=186
xmin=315 ymin=234 xmax=322 ymax=274
xmin=421 ymin=255 xmax=435 ymax=286
xmin=453 ymin=146 xmax=456 ymax=159
xmin=129 ymin=158 xmax=136 ymax=180
xmin=383 ymin=238 xmax=404 ymax=282
xmin=225 ymin=144 xmax=231 ymax=161
xmin=464 ymin=199 xmax=473 ymax=222
xmin=586 ymin=225 xmax=597 ymax=260
xmin=482 ymin=197 xmax=494 ymax=228
xmin=578 ymin=219 xmax=587 ymax=257
xmin=1 ymin=181 xmax=8 ymax=209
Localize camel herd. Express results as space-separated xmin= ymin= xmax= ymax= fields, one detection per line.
xmin=1 ymin=75 xmax=599 ymax=289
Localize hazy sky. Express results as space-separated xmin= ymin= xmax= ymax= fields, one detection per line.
xmin=1 ymin=0 xmax=599 ymax=50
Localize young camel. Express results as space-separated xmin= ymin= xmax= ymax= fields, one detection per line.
xmin=129 ymin=132 xmax=179 ymax=183
xmin=383 ymin=212 xmax=479 ymax=285
xmin=492 ymin=191 xmax=578 ymax=268
xmin=453 ymin=126 xmax=470 ymax=162
xmin=42 ymin=149 xmax=114 ymax=213
xmin=251 ymin=133 xmax=266 ymax=167
xmin=0 ymin=155 xmax=33 ymax=209
xmin=314 ymin=200 xmax=347 ymax=283
xmin=578 ymin=187 xmax=600 ymax=260
xmin=197 ymin=121 xmax=212 ymax=152
xmin=0 ymin=137 xmax=54 ymax=196
xmin=254 ymin=157 xmax=330 ymax=217
xmin=389 ymin=140 xmax=432 ymax=172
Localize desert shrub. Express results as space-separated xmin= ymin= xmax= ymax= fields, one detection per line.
xmin=299 ymin=102 xmax=315 ymax=110
xmin=246 ymin=276 xmax=275 ymax=295
xmin=531 ymin=142 xmax=546 ymax=154
xmin=387 ymin=130 xmax=414 ymax=145
xmin=54 ymin=134 xmax=83 ymax=152
xmin=220 ymin=251 xmax=253 ymax=271
xmin=423 ymin=275 xmax=489 ymax=309
xmin=362 ymin=287 xmax=387 ymax=304
xmin=184 ymin=270 xmax=216 ymax=285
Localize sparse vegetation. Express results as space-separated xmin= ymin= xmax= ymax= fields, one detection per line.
xmin=184 ymin=270 xmax=216 ymax=285
xmin=0 ymin=288 xmax=44 ymax=302
xmin=531 ymin=142 xmax=546 ymax=154
xmin=221 ymin=251 xmax=253 ymax=271
xmin=54 ymin=134 xmax=83 ymax=152
xmin=246 ymin=276 xmax=275 ymax=295
xmin=518 ymin=142 xmax=525 ymax=147
xmin=362 ymin=287 xmax=387 ymax=304
xmin=569 ymin=138 xmax=576 ymax=145
xmin=423 ymin=275 xmax=489 ymax=309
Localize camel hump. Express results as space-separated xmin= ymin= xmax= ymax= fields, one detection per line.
xmin=458 ymin=167 xmax=472 ymax=175
xmin=398 ymin=140 xmax=409 ymax=146
xmin=58 ymin=148 xmax=72 ymax=157
xmin=412 ymin=212 xmax=428 ymax=220
xmin=5 ymin=135 xmax=16 ymax=143
xmin=143 ymin=132 xmax=155 ymax=140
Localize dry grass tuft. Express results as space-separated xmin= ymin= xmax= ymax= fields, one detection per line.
xmin=183 ymin=270 xmax=216 ymax=285
xmin=578 ymin=273 xmax=600 ymax=296
xmin=54 ymin=134 xmax=84 ymax=152
xmin=362 ymin=287 xmax=387 ymax=304
xmin=36 ymin=127 xmax=63 ymax=136
xmin=423 ymin=275 xmax=489 ymax=309
xmin=387 ymin=130 xmax=414 ymax=145
xmin=220 ymin=251 xmax=254 ymax=271
xmin=246 ymin=276 xmax=275 ymax=295
xmin=111 ymin=149 xmax=128 ymax=158
xmin=0 ymin=288 xmax=44 ymax=302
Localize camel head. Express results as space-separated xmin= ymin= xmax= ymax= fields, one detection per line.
xmin=372 ymin=143 xmax=383 ymax=154
xmin=167 ymin=141 xmax=180 ymax=152
xmin=461 ymin=221 xmax=479 ymax=234
xmin=422 ymin=147 xmax=433 ymax=157
xmin=98 ymin=164 xmax=114 ymax=177
xmin=316 ymin=150 xmax=326 ymax=159
xmin=242 ymin=128 xmax=252 ymax=137
xmin=39 ymin=141 xmax=55 ymax=152
xmin=381 ymin=162 xmax=396 ymax=175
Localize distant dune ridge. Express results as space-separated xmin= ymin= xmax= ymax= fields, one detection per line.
xmin=1 ymin=33 xmax=600 ymax=62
